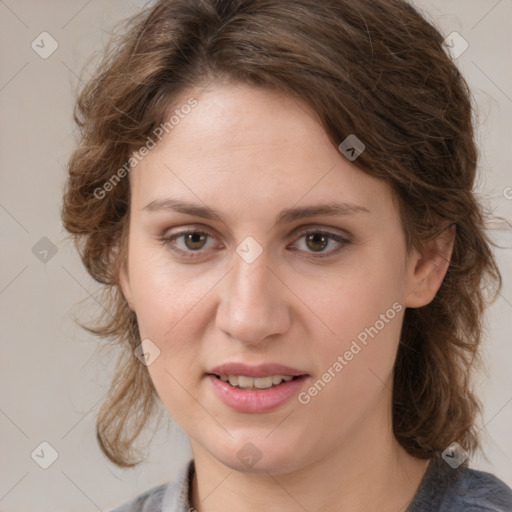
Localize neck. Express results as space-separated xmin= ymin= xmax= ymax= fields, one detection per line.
xmin=189 ymin=397 xmax=429 ymax=512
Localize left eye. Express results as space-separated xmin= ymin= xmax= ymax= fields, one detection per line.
xmin=161 ymin=228 xmax=349 ymax=258
xmin=290 ymin=230 xmax=349 ymax=257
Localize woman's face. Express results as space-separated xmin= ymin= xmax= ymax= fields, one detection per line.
xmin=119 ymin=82 xmax=423 ymax=474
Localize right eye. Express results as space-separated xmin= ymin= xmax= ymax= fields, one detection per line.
xmin=160 ymin=227 xmax=221 ymax=258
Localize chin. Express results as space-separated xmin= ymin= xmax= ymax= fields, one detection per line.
xmin=207 ymin=436 xmax=308 ymax=475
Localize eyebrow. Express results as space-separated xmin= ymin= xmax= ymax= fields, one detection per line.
xmin=142 ymin=197 xmax=370 ymax=225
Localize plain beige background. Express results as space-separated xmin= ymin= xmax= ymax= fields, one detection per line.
xmin=0 ymin=1 xmax=511 ymax=511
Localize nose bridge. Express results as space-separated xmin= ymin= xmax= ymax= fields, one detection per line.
xmin=216 ymin=249 xmax=289 ymax=344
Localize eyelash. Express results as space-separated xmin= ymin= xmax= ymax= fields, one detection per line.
xmin=160 ymin=227 xmax=351 ymax=260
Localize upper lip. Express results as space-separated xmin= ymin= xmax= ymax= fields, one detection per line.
xmin=208 ymin=362 xmax=308 ymax=378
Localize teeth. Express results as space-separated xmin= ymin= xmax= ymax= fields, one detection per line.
xmin=272 ymin=375 xmax=283 ymax=385
xmin=254 ymin=376 xmax=274 ymax=389
xmin=219 ymin=374 xmax=294 ymax=389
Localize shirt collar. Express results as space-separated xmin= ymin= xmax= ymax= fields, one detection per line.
xmin=161 ymin=458 xmax=195 ymax=512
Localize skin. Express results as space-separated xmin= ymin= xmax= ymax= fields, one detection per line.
xmin=119 ymin=80 xmax=455 ymax=512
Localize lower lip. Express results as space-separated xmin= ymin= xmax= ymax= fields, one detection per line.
xmin=207 ymin=375 xmax=309 ymax=413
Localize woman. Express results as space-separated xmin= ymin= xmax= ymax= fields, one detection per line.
xmin=61 ymin=0 xmax=512 ymax=510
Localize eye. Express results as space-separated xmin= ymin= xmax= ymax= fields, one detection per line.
xmin=161 ymin=228 xmax=219 ymax=258
xmin=289 ymin=229 xmax=350 ymax=258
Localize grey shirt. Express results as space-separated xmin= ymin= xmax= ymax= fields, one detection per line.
xmin=110 ymin=454 xmax=512 ymax=511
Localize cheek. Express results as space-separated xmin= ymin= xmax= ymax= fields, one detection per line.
xmin=291 ymin=242 xmax=406 ymax=411
xmin=298 ymin=305 xmax=403 ymax=442
xmin=293 ymin=240 xmax=406 ymax=350
xmin=127 ymin=246 xmax=215 ymax=337
xmin=128 ymin=255 xmax=215 ymax=423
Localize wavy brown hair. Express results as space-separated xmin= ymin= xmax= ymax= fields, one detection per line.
xmin=61 ymin=0 xmax=502 ymax=467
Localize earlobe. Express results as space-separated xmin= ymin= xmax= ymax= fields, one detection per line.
xmin=404 ymin=224 xmax=456 ymax=308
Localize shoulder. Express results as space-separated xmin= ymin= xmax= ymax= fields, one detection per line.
xmin=108 ymin=482 xmax=168 ymax=512
xmin=408 ymin=455 xmax=512 ymax=512
xmin=440 ymin=466 xmax=512 ymax=511
xmin=107 ymin=458 xmax=195 ymax=512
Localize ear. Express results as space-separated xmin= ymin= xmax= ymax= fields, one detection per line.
xmin=404 ymin=224 xmax=456 ymax=308
xmin=112 ymin=241 xmax=134 ymax=311
xmin=118 ymin=262 xmax=134 ymax=311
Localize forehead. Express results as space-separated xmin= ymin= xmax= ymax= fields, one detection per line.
xmin=129 ymin=83 xmax=395 ymax=223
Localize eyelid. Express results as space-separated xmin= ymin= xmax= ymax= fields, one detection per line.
xmin=291 ymin=224 xmax=351 ymax=240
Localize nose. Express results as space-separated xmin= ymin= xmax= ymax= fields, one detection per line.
xmin=215 ymin=250 xmax=291 ymax=346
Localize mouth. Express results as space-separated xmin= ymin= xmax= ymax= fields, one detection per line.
xmin=206 ymin=362 xmax=309 ymax=413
